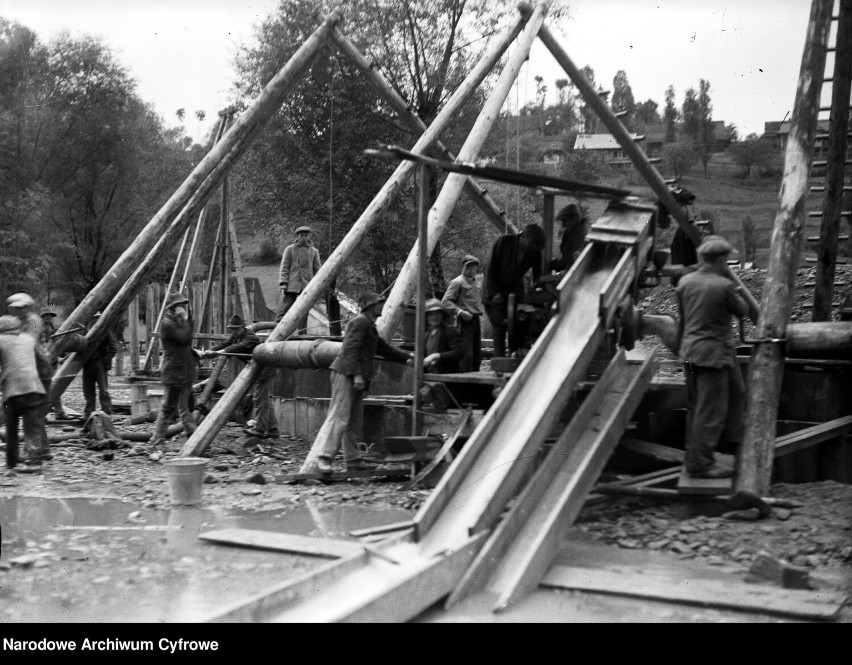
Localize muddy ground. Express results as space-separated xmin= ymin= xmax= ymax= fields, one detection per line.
xmin=1 ymin=265 xmax=850 ymax=622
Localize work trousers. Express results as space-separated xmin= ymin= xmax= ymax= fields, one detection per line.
xmin=4 ymin=393 xmax=47 ymax=468
xmin=275 ymin=291 xmax=309 ymax=334
xmin=484 ymin=299 xmax=526 ymax=358
xmin=253 ymin=366 xmax=279 ymax=432
xmin=153 ymin=382 xmax=196 ymax=441
xmin=47 ymin=361 xmax=64 ymax=416
xmin=82 ymin=360 xmax=112 ymax=417
xmin=300 ymin=370 xmax=364 ymax=472
xmin=683 ymin=362 xmax=745 ymax=474
xmin=457 ymin=315 xmax=482 ymax=372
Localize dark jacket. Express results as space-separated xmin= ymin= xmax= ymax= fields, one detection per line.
xmin=424 ymin=323 xmax=463 ymax=374
xmin=483 ymin=234 xmax=542 ymax=303
xmin=159 ymin=311 xmax=198 ymax=385
xmin=330 ymin=313 xmax=410 ymax=386
xmin=211 ymin=328 xmax=260 ymax=356
xmin=85 ymin=330 xmax=118 ymax=370
xmin=550 ymin=223 xmax=587 ymax=272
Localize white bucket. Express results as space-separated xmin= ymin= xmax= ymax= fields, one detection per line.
xmin=164 ymin=457 xmax=208 ymax=505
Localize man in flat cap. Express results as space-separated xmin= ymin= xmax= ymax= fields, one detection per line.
xmin=38 ymin=308 xmax=67 ymax=420
xmin=676 ymin=235 xmax=748 ymax=479
xmin=82 ymin=311 xmax=118 ymax=422
xmin=276 ymin=225 xmax=322 ymax=334
xmin=300 ymin=290 xmax=414 ymax=476
xmin=442 ymin=254 xmax=484 ymax=371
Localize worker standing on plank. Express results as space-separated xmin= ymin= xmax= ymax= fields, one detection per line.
xmin=483 ymin=224 xmax=545 ymax=358
xmin=676 ymin=235 xmax=748 ymax=479
xmin=276 ymin=225 xmax=322 ymax=334
xmin=300 ymin=291 xmax=414 ymax=476
xmin=441 ymin=254 xmax=484 ymax=372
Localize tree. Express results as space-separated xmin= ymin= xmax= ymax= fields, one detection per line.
xmin=682 ymin=87 xmax=700 ymax=141
xmin=634 ymin=98 xmax=660 ymax=127
xmin=611 ymin=70 xmax=635 ymax=129
xmin=664 ymin=85 xmax=679 ymax=143
xmin=729 ymin=133 xmax=774 ymax=178
xmin=662 ymin=141 xmax=699 ymax=180
xmin=697 ymin=78 xmax=713 ymax=172
xmin=534 ymin=74 xmax=547 ymax=134
xmin=578 ymin=65 xmax=599 ymax=133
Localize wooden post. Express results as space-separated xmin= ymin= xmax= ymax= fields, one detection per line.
xmin=813 ymin=0 xmax=852 ymax=321
xmin=200 ymin=221 xmax=223 ymax=333
xmin=542 ymin=190 xmax=555 ymax=271
xmin=128 ymin=295 xmax=139 ymax=372
xmin=412 ymin=165 xmax=430 ymax=435
xmin=378 ymin=0 xmax=550 ymax=340
xmin=49 ymin=12 xmax=342 ymax=400
xmin=737 ymin=0 xmax=834 ymax=495
xmin=228 ymin=214 xmax=252 ymax=322
xmin=220 ymin=175 xmax=231 ymax=329
xmin=529 ymin=13 xmax=760 ymax=322
xmin=324 ymin=12 xmax=523 ymax=235
xmin=178 ymin=7 xmax=528 ymax=458
xmin=48 ymin=12 xmax=342 ymax=357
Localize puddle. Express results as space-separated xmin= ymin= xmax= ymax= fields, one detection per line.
xmin=0 ymin=495 xmax=413 ymax=622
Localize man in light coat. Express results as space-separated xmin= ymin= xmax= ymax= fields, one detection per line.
xmin=0 ymin=315 xmax=47 ymax=468
xmin=276 ymin=226 xmax=322 ymax=333
xmin=441 ymin=254 xmax=484 ymax=372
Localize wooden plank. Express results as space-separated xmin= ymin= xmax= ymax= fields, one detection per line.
xmin=677 ymin=469 xmax=732 ymax=496
xmin=348 ymin=521 xmax=416 ymax=538
xmin=228 ymin=214 xmax=251 ymax=322
xmin=275 ymin=467 xmax=411 ymax=484
xmin=403 ymin=408 xmax=472 ymax=490
xmin=774 ymin=415 xmax=852 ymax=456
xmin=198 ymin=528 xmax=362 ymax=559
xmin=542 ymin=565 xmax=846 ymax=621
xmin=619 ymin=437 xmax=684 ymax=464
xmin=599 ymin=247 xmax=636 ymax=327
xmin=422 ymin=371 xmax=506 ymax=386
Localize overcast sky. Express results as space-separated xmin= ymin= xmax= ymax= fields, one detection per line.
xmin=0 ymin=0 xmax=826 ymax=142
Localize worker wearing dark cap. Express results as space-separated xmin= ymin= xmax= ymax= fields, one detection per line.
xmin=442 ymin=254 xmax=484 ymax=371
xmin=549 ymin=203 xmax=588 ymax=272
xmin=38 ymin=307 xmax=67 ymax=420
xmin=300 ymin=291 xmax=414 ymax=475
xmin=276 ymin=225 xmax=322 ymax=333
xmin=483 ymin=224 xmax=545 ymax=358
xmin=676 ymin=235 xmax=748 ymax=479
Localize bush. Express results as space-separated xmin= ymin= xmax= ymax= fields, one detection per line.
xmin=254 ymin=237 xmax=280 ymax=265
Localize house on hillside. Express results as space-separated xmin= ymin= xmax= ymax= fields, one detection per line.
xmin=573 ymin=132 xmax=646 ymax=168
xmin=764 ymin=119 xmax=833 ymax=155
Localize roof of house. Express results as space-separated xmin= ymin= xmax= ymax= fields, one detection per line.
xmin=574 ymin=133 xmax=644 ymax=150
xmin=768 ymin=119 xmax=831 ymax=135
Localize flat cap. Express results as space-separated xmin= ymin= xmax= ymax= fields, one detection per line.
xmin=295 ymin=226 xmax=312 ymax=235
xmin=697 ymin=235 xmax=735 ymax=257
xmin=462 ymin=254 xmax=480 ymax=267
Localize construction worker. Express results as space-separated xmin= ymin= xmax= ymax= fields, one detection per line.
xmin=441 ymin=254 xmax=483 ymax=372
xmin=422 ymin=299 xmax=463 ymax=374
xmin=148 ymin=292 xmax=198 ymax=449
xmin=300 ymin=291 xmax=414 ymax=475
xmin=549 ymin=203 xmax=588 ymax=272
xmin=39 ymin=307 xmax=67 ymax=419
xmin=0 ymin=315 xmax=48 ymax=468
xmin=676 ymin=235 xmax=748 ymax=479
xmin=8 ymin=293 xmax=53 ymax=459
xmin=82 ymin=312 xmax=117 ymax=421
xmin=200 ymin=315 xmax=279 ymax=438
xmin=483 ymin=224 xmax=545 ymax=358
xmin=276 ymin=225 xmax=322 ymax=333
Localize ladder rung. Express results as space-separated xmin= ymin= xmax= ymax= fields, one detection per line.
xmin=812 ymin=160 xmax=852 ymax=167
xmin=807 ymin=235 xmax=850 ymax=242
xmin=810 ymin=186 xmax=852 ymax=192
xmin=809 ymin=211 xmax=852 ymax=217
xmin=814 ymin=133 xmax=852 ymax=140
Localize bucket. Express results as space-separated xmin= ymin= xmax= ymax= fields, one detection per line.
xmin=164 ymin=457 xmax=208 ymax=505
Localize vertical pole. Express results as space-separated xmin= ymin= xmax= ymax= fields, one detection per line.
xmin=128 ymin=295 xmax=139 ymax=373
xmin=220 ymin=176 xmax=230 ymax=330
xmin=412 ymin=164 xmax=430 ymax=435
xmin=542 ymin=191 xmax=555 ymax=271
xmin=813 ymin=0 xmax=852 ymax=321
xmin=737 ymin=0 xmax=834 ymax=495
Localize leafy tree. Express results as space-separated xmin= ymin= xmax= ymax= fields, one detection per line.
xmin=682 ymin=87 xmax=700 ymax=141
xmin=577 ymin=65 xmax=599 ymax=133
xmin=662 ymin=141 xmax=698 ymax=180
xmin=634 ymin=98 xmax=660 ymax=127
xmin=697 ymin=78 xmax=713 ymax=172
xmin=611 ymin=70 xmax=635 ymax=129
xmin=728 ymin=133 xmax=774 ymax=178
xmin=663 ymin=85 xmax=679 ymax=143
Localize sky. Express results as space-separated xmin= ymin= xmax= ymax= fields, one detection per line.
xmin=0 ymin=0 xmax=827 ymax=142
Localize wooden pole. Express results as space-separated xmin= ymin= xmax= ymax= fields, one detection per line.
xmin=813 ymin=0 xmax=852 ymax=321
xmin=325 ymin=12 xmax=523 ymax=235
xmin=378 ymin=0 xmax=550 ymax=340
xmin=128 ymin=295 xmax=139 ymax=372
xmin=542 ymin=190 xmax=555 ymax=271
xmin=49 ymin=13 xmax=341 ymax=400
xmin=199 ymin=219 xmax=223 ymax=333
xmin=178 ymin=7 xmax=529 ymax=458
xmin=529 ymin=13 xmax=760 ymax=322
xmin=737 ymin=0 xmax=834 ymax=495
xmin=220 ymin=175 xmax=231 ymax=329
xmin=48 ymin=12 xmax=342 ymax=358
xmin=412 ymin=165 xmax=430 ymax=435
